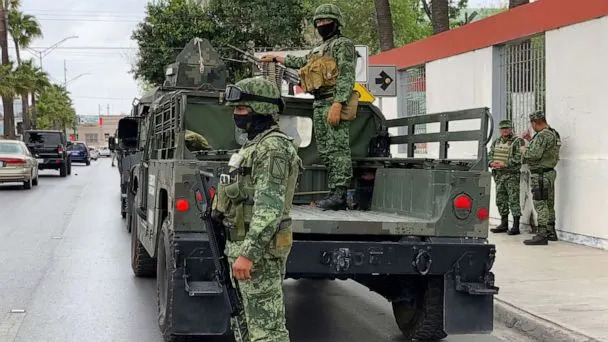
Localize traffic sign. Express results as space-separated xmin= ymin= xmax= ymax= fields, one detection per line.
xmin=367 ymin=65 xmax=397 ymax=97
xmin=355 ymin=45 xmax=368 ymax=83
xmin=354 ymin=83 xmax=375 ymax=103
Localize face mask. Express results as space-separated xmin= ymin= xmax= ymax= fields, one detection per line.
xmin=233 ymin=114 xmax=251 ymax=130
xmin=317 ymin=22 xmax=338 ymax=40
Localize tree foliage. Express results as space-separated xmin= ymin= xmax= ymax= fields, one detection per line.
xmin=35 ymin=84 xmax=76 ymax=131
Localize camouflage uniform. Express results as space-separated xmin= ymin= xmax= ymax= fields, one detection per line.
xmin=184 ymin=129 xmax=211 ymax=151
xmin=488 ymin=120 xmax=524 ymax=234
xmin=522 ymin=111 xmax=561 ymax=245
xmin=221 ymin=78 xmax=301 ymax=342
xmin=284 ymin=4 xmax=355 ymax=207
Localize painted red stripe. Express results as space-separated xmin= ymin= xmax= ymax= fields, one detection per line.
xmin=370 ymin=0 xmax=608 ymax=70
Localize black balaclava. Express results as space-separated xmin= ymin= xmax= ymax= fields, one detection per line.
xmin=233 ymin=113 xmax=276 ymax=140
xmin=317 ymin=20 xmax=340 ymax=41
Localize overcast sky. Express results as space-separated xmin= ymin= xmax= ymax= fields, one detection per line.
xmin=19 ymin=0 xmax=508 ymax=117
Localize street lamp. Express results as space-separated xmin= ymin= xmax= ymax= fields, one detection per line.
xmin=27 ymin=35 xmax=79 ymax=69
xmin=65 ymin=72 xmax=90 ymax=87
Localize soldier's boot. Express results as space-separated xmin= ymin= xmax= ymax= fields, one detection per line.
xmin=523 ymin=234 xmax=548 ymax=245
xmin=507 ymin=216 xmax=520 ymax=235
xmin=490 ymin=215 xmax=509 ymax=233
xmin=316 ymin=187 xmax=347 ymax=210
xmin=547 ymin=222 xmax=558 ymax=241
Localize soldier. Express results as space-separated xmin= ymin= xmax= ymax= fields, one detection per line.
xmin=219 ymin=77 xmax=301 ymax=342
xmin=184 ymin=129 xmax=211 ymax=152
xmin=520 ymin=110 xmax=561 ymax=245
xmin=488 ymin=120 xmax=524 ymax=235
xmin=261 ymin=3 xmax=357 ymax=210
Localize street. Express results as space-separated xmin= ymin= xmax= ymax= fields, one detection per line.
xmin=0 ymin=159 xmax=524 ymax=342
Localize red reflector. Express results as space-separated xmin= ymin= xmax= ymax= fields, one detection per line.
xmin=209 ymin=186 xmax=216 ymax=199
xmin=195 ymin=191 xmax=203 ymax=202
xmin=2 ymin=158 xmax=26 ymax=165
xmin=477 ymin=208 xmax=489 ymax=220
xmin=176 ymin=199 xmax=189 ymax=212
xmin=453 ymin=195 xmax=472 ymax=209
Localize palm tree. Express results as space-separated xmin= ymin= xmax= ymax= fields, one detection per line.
xmin=8 ymin=10 xmax=41 ymax=130
xmin=0 ymin=0 xmax=20 ymax=137
xmin=29 ymin=65 xmax=49 ymax=128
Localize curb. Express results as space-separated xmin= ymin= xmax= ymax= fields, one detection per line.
xmin=494 ymin=299 xmax=602 ymax=342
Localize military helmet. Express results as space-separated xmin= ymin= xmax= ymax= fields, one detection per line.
xmin=529 ymin=110 xmax=545 ymax=121
xmin=225 ymin=77 xmax=283 ymax=115
xmin=499 ymin=120 xmax=513 ymax=129
xmin=313 ymin=4 xmax=343 ymax=26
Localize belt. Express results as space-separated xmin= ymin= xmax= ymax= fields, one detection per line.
xmin=314 ymin=93 xmax=333 ymax=100
xmin=531 ymin=168 xmax=554 ymax=174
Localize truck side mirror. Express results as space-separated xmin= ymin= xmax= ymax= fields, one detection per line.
xmin=108 ymin=137 xmax=116 ymax=151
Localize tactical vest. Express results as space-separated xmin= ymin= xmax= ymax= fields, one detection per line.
xmin=214 ymin=128 xmax=301 ymax=258
xmin=298 ymin=36 xmax=359 ymax=120
xmin=492 ymin=137 xmax=515 ymax=164
xmin=530 ymin=127 xmax=561 ymax=169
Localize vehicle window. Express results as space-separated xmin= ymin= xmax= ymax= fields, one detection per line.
xmin=278 ymin=116 xmax=313 ymax=148
xmin=0 ymin=142 xmax=24 ymax=154
xmin=75 ymin=143 xmax=86 ymax=151
xmin=24 ymin=132 xmax=62 ymax=145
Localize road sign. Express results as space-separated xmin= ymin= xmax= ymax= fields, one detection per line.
xmin=355 ymin=45 xmax=368 ymax=83
xmin=367 ymin=65 xmax=397 ymax=97
xmin=354 ymin=83 xmax=375 ymax=103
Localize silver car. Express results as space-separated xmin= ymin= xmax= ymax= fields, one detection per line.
xmin=0 ymin=139 xmax=39 ymax=189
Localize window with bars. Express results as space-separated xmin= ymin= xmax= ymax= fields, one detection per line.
xmin=152 ymin=95 xmax=182 ymax=160
xmin=84 ymin=133 xmax=98 ymax=146
xmin=397 ymin=65 xmax=427 ymax=154
xmin=498 ymin=35 xmax=546 ymax=136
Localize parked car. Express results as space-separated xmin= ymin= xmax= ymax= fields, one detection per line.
xmin=67 ymin=141 xmax=91 ymax=166
xmin=23 ymin=130 xmax=71 ymax=177
xmin=0 ymin=139 xmax=39 ymax=189
xmin=89 ymin=147 xmax=99 ymax=161
xmin=98 ymin=147 xmax=111 ymax=157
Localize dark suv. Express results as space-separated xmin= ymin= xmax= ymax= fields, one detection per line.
xmin=23 ymin=130 xmax=72 ymax=177
xmin=67 ymin=141 xmax=91 ymax=166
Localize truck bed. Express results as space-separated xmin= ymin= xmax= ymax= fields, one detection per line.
xmin=290 ymin=205 xmax=431 ymax=236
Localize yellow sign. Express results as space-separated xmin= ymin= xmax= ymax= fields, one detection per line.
xmin=354 ymin=83 xmax=375 ymax=103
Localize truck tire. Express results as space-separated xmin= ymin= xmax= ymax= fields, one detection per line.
xmin=59 ymin=162 xmax=67 ymax=177
xmin=67 ymin=161 xmax=72 ymax=175
xmin=156 ymin=222 xmax=178 ymax=342
xmin=125 ymin=191 xmax=134 ymax=233
xmin=131 ymin=217 xmax=156 ymax=277
xmin=392 ymin=277 xmax=447 ymax=341
xmin=86 ymin=159 xmax=90 ymax=166
xmin=121 ymin=198 xmax=127 ymax=219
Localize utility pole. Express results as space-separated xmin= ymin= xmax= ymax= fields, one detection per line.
xmin=63 ymin=60 xmax=67 ymax=87
xmin=106 ymin=104 xmax=109 ymax=115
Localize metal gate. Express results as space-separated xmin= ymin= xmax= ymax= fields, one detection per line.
xmin=397 ymin=65 xmax=427 ymax=154
xmin=497 ymin=35 xmax=546 ymax=135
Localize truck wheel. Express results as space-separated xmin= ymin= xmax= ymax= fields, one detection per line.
xmin=67 ymin=161 xmax=72 ymax=175
xmin=121 ymin=198 xmax=127 ymax=219
xmin=392 ymin=277 xmax=447 ymax=341
xmin=156 ymin=222 xmax=177 ymax=342
xmin=125 ymin=192 xmax=134 ymax=233
xmin=131 ymin=217 xmax=156 ymax=277
xmin=86 ymin=159 xmax=90 ymax=166
xmin=59 ymin=163 xmax=67 ymax=177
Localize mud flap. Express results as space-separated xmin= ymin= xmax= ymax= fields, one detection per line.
xmin=443 ymin=271 xmax=495 ymax=335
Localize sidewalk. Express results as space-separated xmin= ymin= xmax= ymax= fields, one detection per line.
xmin=489 ymin=229 xmax=608 ymax=341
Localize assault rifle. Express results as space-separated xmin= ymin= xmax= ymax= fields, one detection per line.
xmin=226 ymin=44 xmax=301 ymax=86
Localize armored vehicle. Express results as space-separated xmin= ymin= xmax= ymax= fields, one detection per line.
xmin=127 ymin=38 xmax=498 ymax=341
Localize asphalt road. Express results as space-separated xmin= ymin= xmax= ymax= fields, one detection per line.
xmin=0 ymin=159 xmax=527 ymax=342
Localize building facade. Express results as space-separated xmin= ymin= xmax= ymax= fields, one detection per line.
xmin=74 ymin=115 xmax=124 ymax=148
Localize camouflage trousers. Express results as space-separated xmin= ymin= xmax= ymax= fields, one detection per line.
xmin=313 ymin=100 xmax=353 ymax=189
xmin=493 ymin=171 xmax=521 ymax=217
xmin=228 ymin=254 xmax=290 ymax=342
xmin=530 ymin=170 xmax=556 ymax=237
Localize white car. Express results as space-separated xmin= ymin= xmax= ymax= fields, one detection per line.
xmin=89 ymin=147 xmax=100 ymax=161
xmin=99 ymin=147 xmax=111 ymax=157
xmin=0 ymin=139 xmax=39 ymax=189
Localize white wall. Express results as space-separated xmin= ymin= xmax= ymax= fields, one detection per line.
xmin=545 ymin=16 xmax=608 ymax=245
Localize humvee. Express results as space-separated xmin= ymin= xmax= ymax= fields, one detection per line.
xmin=127 ymin=38 xmax=498 ymax=341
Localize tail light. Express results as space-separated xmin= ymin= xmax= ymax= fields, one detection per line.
xmin=453 ymin=194 xmax=472 ymax=219
xmin=477 ymin=208 xmax=489 ymax=221
xmin=1 ymin=158 xmax=26 ymax=165
xmin=176 ymin=199 xmax=190 ymax=212
xmin=57 ymin=146 xmax=64 ymax=154
xmin=208 ymin=186 xmax=216 ymax=199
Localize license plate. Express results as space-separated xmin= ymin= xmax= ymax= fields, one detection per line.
xmin=36 ymin=159 xmax=44 ymax=163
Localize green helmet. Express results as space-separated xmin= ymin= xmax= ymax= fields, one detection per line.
xmin=313 ymin=4 xmax=343 ymax=26
xmin=529 ymin=110 xmax=545 ymax=121
xmin=499 ymin=120 xmax=513 ymax=129
xmin=225 ymin=77 xmax=282 ymax=115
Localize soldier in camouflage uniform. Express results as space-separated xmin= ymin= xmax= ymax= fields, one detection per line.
xmin=521 ymin=111 xmax=561 ymax=245
xmin=488 ymin=120 xmax=524 ymax=235
xmin=261 ymin=3 xmax=356 ymax=210
xmin=184 ymin=129 xmax=211 ymax=151
xmin=220 ymin=77 xmax=301 ymax=341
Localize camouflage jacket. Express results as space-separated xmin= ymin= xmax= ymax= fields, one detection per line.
xmin=488 ymin=135 xmax=524 ymax=172
xmin=231 ymin=127 xmax=300 ymax=263
xmin=523 ymin=126 xmax=561 ymax=170
xmin=284 ymin=35 xmax=356 ymax=104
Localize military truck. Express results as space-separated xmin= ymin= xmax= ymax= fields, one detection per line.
xmin=110 ymin=89 xmax=160 ymax=220
xmin=127 ymin=38 xmax=498 ymax=341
